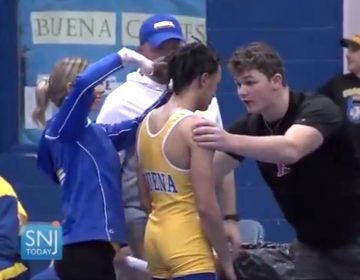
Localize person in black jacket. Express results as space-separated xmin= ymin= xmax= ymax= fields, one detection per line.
xmin=193 ymin=41 xmax=360 ymax=280
xmin=318 ymin=33 xmax=360 ymax=162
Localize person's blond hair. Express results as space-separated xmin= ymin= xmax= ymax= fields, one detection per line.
xmin=32 ymin=57 xmax=88 ymax=127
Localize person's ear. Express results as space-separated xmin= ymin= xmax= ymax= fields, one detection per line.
xmin=270 ymin=73 xmax=283 ymax=88
xmin=137 ymin=45 xmax=143 ymax=53
xmin=199 ymin=72 xmax=209 ymax=88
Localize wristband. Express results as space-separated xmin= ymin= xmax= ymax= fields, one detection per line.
xmin=223 ymin=214 xmax=240 ymax=221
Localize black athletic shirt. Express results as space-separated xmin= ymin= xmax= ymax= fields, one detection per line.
xmin=227 ymin=91 xmax=360 ymax=250
xmin=318 ymin=73 xmax=360 ymax=159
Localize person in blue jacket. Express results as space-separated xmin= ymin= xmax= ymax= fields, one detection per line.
xmin=37 ymin=47 xmax=168 ymax=280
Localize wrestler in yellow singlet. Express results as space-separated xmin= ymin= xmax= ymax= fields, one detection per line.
xmin=138 ymin=109 xmax=216 ymax=279
xmin=136 ymin=42 xmax=235 ymax=280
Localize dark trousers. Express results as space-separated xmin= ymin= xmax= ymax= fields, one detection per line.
xmin=55 ymin=241 xmax=116 ymax=280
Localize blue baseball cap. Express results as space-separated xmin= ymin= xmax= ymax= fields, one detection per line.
xmin=139 ymin=14 xmax=184 ymax=48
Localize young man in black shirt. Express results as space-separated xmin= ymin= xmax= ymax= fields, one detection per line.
xmin=318 ymin=33 xmax=360 ymax=161
xmin=193 ymin=42 xmax=360 ymax=280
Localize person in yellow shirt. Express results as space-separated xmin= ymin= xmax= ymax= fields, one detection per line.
xmin=136 ymin=42 xmax=236 ymax=280
xmin=0 ymin=176 xmax=29 ymax=280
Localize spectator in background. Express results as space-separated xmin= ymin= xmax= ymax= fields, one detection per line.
xmin=0 ymin=176 xmax=29 ymax=280
xmin=192 ymin=41 xmax=360 ymax=280
xmin=19 ymin=79 xmax=52 ymax=145
xmin=32 ymin=79 xmax=51 ymax=128
xmin=318 ymin=33 xmax=360 ymax=161
xmin=97 ymin=14 xmax=240 ymax=280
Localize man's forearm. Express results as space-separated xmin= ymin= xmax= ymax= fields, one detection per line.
xmin=218 ymin=171 xmax=237 ymax=215
xmin=218 ymin=171 xmax=242 ymax=250
xmin=227 ymin=134 xmax=299 ymax=164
